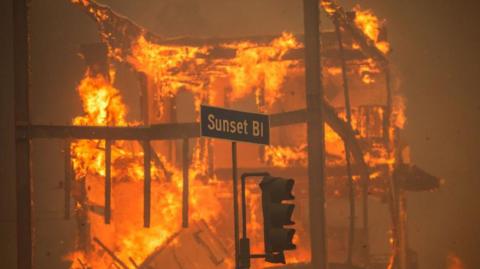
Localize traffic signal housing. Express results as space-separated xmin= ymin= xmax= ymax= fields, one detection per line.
xmin=259 ymin=176 xmax=296 ymax=264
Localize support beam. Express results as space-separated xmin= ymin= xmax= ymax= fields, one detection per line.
xmin=18 ymin=122 xmax=200 ymax=140
xmin=93 ymin=237 xmax=129 ymax=269
xmin=13 ymin=0 xmax=32 ymax=268
xmin=104 ymin=139 xmax=112 ymax=224
xmin=17 ymin=105 xmax=371 ymax=191
xmin=303 ymin=1 xmax=328 ymax=269
xmin=143 ymin=140 xmax=151 ymax=228
xmin=334 ymin=17 xmax=357 ymax=265
xmin=320 ymin=0 xmax=389 ymax=65
xmin=71 ymin=0 xmax=374 ymax=64
xmin=19 ymin=105 xmax=370 ymax=186
xmin=64 ymin=140 xmax=72 ymax=220
xmin=182 ymin=138 xmax=189 ymax=228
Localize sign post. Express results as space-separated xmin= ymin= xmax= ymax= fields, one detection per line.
xmin=200 ymin=105 xmax=270 ymax=269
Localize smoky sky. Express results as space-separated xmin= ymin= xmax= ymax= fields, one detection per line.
xmin=1 ymin=0 xmax=479 ymax=269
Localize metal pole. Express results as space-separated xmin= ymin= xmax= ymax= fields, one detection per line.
xmin=241 ymin=174 xmax=247 ymax=239
xmin=105 ymin=139 xmax=112 ymax=224
xmin=239 ymin=172 xmax=270 ymax=269
xmin=143 ymin=140 xmax=151 ymax=228
xmin=240 ymin=172 xmax=270 ymax=240
xmin=334 ymin=16 xmax=356 ymax=265
xmin=303 ymin=1 xmax=328 ymax=268
xmin=232 ymin=142 xmax=240 ymax=269
xmin=64 ymin=139 xmax=72 ymax=220
xmin=13 ymin=0 xmax=32 ymax=268
xmin=182 ymin=138 xmax=189 ymax=228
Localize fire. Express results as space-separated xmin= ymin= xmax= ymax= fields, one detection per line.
xmin=353 ymin=5 xmax=390 ymax=54
xmin=224 ymin=32 xmax=301 ymax=110
xmin=447 ymin=253 xmax=465 ymax=269
xmin=264 ymin=144 xmax=307 ymax=168
xmin=69 ymin=70 xmax=227 ymax=268
xmin=112 ymin=32 xmax=300 ymax=116
xmin=392 ymin=95 xmax=407 ymax=129
xmin=128 ymin=36 xmax=209 ymax=98
xmin=263 ymin=124 xmax=347 ymax=169
xmin=67 ymin=1 xmax=410 ymax=268
xmin=320 ymin=0 xmax=337 ymax=15
xmin=358 ymin=58 xmax=380 ymax=84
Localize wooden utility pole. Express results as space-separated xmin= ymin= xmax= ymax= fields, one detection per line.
xmin=13 ymin=0 xmax=32 ymax=268
xmin=303 ymin=1 xmax=328 ymax=268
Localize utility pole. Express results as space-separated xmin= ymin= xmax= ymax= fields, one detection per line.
xmin=303 ymin=1 xmax=328 ymax=268
xmin=13 ymin=0 xmax=33 ymax=268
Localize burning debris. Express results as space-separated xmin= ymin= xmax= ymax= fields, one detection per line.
xmin=59 ymin=0 xmax=442 ymax=268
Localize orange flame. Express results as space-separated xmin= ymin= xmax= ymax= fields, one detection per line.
xmin=69 ymin=69 xmax=227 ymax=268
xmin=353 ymin=5 xmax=390 ymax=54
xmin=224 ymin=32 xmax=300 ymax=110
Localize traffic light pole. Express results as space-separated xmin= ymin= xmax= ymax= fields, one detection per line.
xmin=239 ymin=173 xmax=297 ymax=268
xmin=239 ymin=172 xmax=270 ymax=269
xmin=241 ymin=172 xmax=271 ymax=240
xmin=232 ymin=142 xmax=240 ymax=269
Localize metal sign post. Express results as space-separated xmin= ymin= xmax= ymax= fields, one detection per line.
xmin=200 ymin=105 xmax=270 ymax=269
xmin=232 ymin=141 xmax=240 ymax=269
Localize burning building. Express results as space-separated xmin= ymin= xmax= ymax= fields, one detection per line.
xmin=10 ymin=0 xmax=442 ymax=269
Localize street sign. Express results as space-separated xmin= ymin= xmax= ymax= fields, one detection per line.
xmin=200 ymin=105 xmax=270 ymax=145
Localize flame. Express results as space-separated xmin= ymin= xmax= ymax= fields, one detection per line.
xmin=67 ymin=1 xmax=410 ymax=267
xmin=447 ymin=253 xmax=465 ymax=269
xmin=392 ymin=95 xmax=407 ymax=129
xmin=320 ymin=0 xmax=337 ymax=15
xmin=264 ymin=144 xmax=307 ymax=168
xmin=353 ymin=5 xmax=390 ymax=54
xmin=224 ymin=32 xmax=300 ymax=110
xmin=358 ymin=58 xmax=380 ymax=84
xmin=69 ymin=70 xmax=227 ymax=268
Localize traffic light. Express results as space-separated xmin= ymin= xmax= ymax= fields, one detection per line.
xmin=259 ymin=176 xmax=296 ymax=264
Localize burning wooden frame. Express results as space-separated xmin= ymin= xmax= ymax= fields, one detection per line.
xmin=13 ymin=0 xmax=441 ymax=269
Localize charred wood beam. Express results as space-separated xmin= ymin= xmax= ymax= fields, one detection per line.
xmin=196 ymin=47 xmax=368 ymax=62
xmin=182 ymin=138 xmax=189 ymax=228
xmin=18 ymin=122 xmax=200 ymax=140
xmin=93 ymin=237 xmax=129 ymax=269
xmin=80 ymin=43 xmax=109 ymax=76
xmin=269 ymin=104 xmax=370 ymax=187
xmin=129 ymin=257 xmax=140 ymax=269
xmin=72 ymin=0 xmax=371 ymax=63
xmin=73 ymin=177 xmax=92 ymax=253
xmin=320 ymin=0 xmax=388 ymax=65
xmin=104 ymin=139 xmax=112 ymax=224
xmin=19 ymin=104 xmax=370 ymax=184
xmin=143 ymin=140 xmax=151 ymax=228
xmin=64 ymin=139 xmax=72 ymax=220
xmin=71 ymin=0 xmax=155 ymax=53
xmin=394 ymin=164 xmax=441 ymax=192
xmin=334 ymin=16 xmax=357 ymax=265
